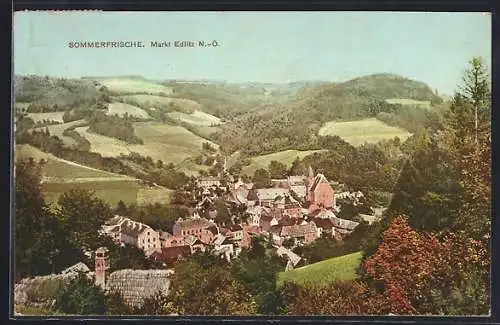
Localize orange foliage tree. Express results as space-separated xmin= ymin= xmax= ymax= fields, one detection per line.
xmin=363 ymin=216 xmax=489 ymax=315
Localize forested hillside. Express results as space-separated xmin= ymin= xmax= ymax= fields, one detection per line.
xmin=214 ymin=74 xmax=445 ymax=156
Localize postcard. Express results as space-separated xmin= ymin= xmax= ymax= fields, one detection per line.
xmin=12 ymin=11 xmax=492 ymax=317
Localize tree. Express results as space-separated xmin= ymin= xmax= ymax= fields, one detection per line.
xmin=57 ymin=188 xmax=113 ymax=254
xmin=166 ymin=259 xmax=256 ymax=315
xmin=268 ymin=160 xmax=287 ymax=179
xmin=457 ymin=56 xmax=490 ymax=143
xmin=231 ymin=241 xmax=284 ymax=314
xmin=363 ymin=216 xmax=489 ymax=315
xmin=253 ymin=168 xmax=271 ymax=188
xmin=386 ymin=130 xmax=461 ymax=233
xmin=56 ymin=272 xmax=106 ymax=315
xmin=15 ymin=160 xmax=62 ymax=278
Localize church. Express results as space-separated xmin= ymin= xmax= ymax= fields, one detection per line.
xmin=306 ymin=166 xmax=336 ymax=214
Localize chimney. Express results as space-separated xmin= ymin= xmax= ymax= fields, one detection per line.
xmin=95 ymin=247 xmax=110 ymax=290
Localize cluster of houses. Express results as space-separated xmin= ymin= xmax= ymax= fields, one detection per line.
xmin=100 ymin=167 xmax=368 ymax=269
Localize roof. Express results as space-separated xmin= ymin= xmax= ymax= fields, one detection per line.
xmin=280 ymin=223 xmax=316 ymax=238
xmin=62 ymin=262 xmax=90 ymax=275
xmin=256 ymin=188 xmax=290 ymax=201
xmin=278 ymin=216 xmax=301 ymax=226
xmin=359 ymin=214 xmax=377 ymax=224
xmin=207 ymin=225 xmax=219 ymax=235
xmin=268 ymin=225 xmax=283 ymax=235
xmin=274 ymin=194 xmax=299 ymax=205
xmin=309 ymin=173 xmax=330 ymax=192
xmin=331 ymin=216 xmax=360 ymax=231
xmin=311 ymin=217 xmax=334 ymax=229
xmin=290 ymin=185 xmax=307 ymax=198
xmin=174 ymin=218 xmax=214 ymax=231
xmin=309 ymin=208 xmax=336 ymax=219
xmin=153 ymin=246 xmax=191 ymax=263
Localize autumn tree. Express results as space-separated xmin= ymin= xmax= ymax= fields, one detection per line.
xmin=363 ymin=216 xmax=489 ymax=315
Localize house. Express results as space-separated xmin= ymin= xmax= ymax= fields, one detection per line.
xmin=359 ymin=213 xmax=377 ymax=225
xmin=212 ymin=235 xmax=235 ymax=261
xmin=101 ymin=216 xmax=160 ymax=253
xmin=137 ymin=228 xmax=161 ymax=254
xmin=330 ymin=216 xmax=360 ymax=238
xmin=251 ymin=188 xmax=291 ymax=206
xmin=310 ymin=218 xmax=335 ymax=238
xmin=229 ymin=224 xmax=244 ymax=241
xmin=197 ymin=176 xmax=222 ymax=189
xmin=270 ymin=195 xmax=303 ymax=219
xmin=260 ymin=215 xmax=279 ymax=232
xmin=309 ymin=208 xmax=336 ymax=219
xmin=307 ymin=168 xmax=335 ymax=213
xmin=151 ymin=246 xmax=192 ymax=266
xmin=172 ymin=217 xmax=218 ymax=244
xmin=245 ymin=205 xmax=269 ymax=226
xmin=241 ymin=225 xmax=260 ymax=248
xmin=268 ymin=222 xmax=317 ymax=246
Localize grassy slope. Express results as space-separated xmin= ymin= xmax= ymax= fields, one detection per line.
xmin=107 ymin=102 xmax=151 ymax=119
xmin=15 ymin=144 xmax=171 ymax=206
xmin=277 ymin=251 xmax=362 ymax=287
xmin=318 ymin=118 xmax=412 ymax=146
xmin=74 ymin=121 xmax=216 ymax=170
xmin=241 ymin=149 xmax=326 ymax=175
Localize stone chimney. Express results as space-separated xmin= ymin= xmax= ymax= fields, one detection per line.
xmin=95 ymin=247 xmax=110 ymax=290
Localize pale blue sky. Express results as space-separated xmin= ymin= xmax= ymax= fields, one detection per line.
xmin=13 ymin=11 xmax=491 ymax=95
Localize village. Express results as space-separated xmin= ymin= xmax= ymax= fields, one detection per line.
xmin=99 ymin=166 xmax=380 ymax=271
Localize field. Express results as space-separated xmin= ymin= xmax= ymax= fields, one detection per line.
xmin=385 ymin=98 xmax=432 ymax=108
xmin=15 ymin=144 xmax=170 ymax=206
xmin=34 ymin=119 xmax=87 ymax=148
xmin=74 ymin=121 xmax=217 ymax=166
xmin=118 ymin=94 xmax=201 ymax=112
xmin=277 ymin=252 xmax=362 ymax=287
xmin=241 ymin=149 xmax=326 ymax=176
xmin=96 ymin=78 xmax=173 ymax=96
xmin=167 ymin=110 xmax=221 ymax=126
xmin=107 ymin=102 xmax=151 ymax=119
xmin=318 ymin=118 xmax=412 ymax=146
xmin=27 ymin=112 xmax=65 ymax=123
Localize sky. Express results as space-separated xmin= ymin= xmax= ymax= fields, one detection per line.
xmin=13 ymin=11 xmax=491 ymax=95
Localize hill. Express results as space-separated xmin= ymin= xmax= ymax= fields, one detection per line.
xmin=214 ymin=74 xmax=444 ymax=156
xmin=73 ymin=121 xmax=217 ymax=170
xmin=91 ymin=77 xmax=173 ymax=96
xmin=277 ymin=251 xmax=362 ymax=287
xmin=14 ymin=75 xmax=110 ymax=111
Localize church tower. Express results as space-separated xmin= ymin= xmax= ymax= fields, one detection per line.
xmin=95 ymin=247 xmax=110 ymax=290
